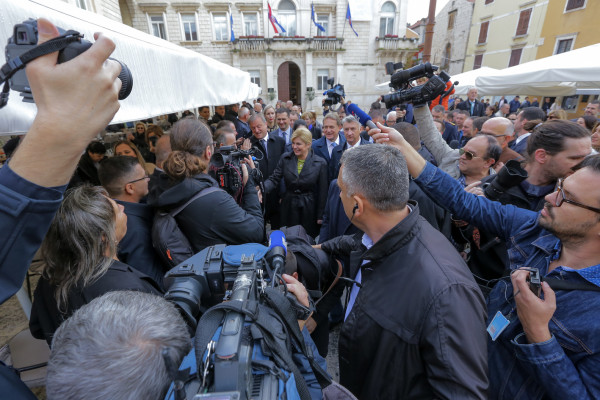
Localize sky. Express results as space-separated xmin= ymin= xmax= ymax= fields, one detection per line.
xmin=406 ymin=0 xmax=453 ymax=26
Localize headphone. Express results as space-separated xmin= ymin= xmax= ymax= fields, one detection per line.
xmin=352 ymin=204 xmax=358 ymax=215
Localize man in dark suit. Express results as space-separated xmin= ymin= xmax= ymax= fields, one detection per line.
xmin=247 ymin=113 xmax=286 ymax=228
xmin=312 ymin=113 xmax=346 ymax=171
xmin=330 ymin=116 xmax=369 ymax=182
xmin=431 ymin=105 xmax=460 ymax=145
xmin=98 ymin=156 xmax=167 ymax=288
xmin=272 ymin=108 xmax=293 ymax=146
xmin=457 ymin=87 xmax=486 ymax=117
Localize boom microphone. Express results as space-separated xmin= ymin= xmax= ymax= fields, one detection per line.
xmin=267 ymin=230 xmax=287 ymax=278
xmin=347 ymin=103 xmax=378 ymax=130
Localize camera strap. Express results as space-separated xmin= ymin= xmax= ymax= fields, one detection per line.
xmin=0 ymin=30 xmax=83 ymax=108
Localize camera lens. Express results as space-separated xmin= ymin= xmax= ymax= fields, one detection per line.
xmin=112 ymin=59 xmax=133 ymax=100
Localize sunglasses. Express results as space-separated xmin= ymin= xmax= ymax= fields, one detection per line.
xmin=459 ymin=147 xmax=481 ymax=160
xmin=553 ymin=178 xmax=600 ymax=214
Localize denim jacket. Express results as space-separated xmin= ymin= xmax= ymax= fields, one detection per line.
xmin=415 ymin=162 xmax=600 ymax=400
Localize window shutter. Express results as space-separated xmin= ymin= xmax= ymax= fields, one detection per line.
xmin=478 ymin=21 xmax=489 ymax=44
xmin=516 ymin=9 xmax=531 ymax=36
xmin=473 ymin=54 xmax=483 ymax=70
xmin=509 ymin=48 xmax=522 ymax=67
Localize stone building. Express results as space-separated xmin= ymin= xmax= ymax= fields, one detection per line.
xmin=430 ymin=0 xmax=474 ymax=76
xmin=61 ymin=0 xmax=419 ymax=109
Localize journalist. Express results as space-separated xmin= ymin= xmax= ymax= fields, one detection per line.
xmin=372 ymin=122 xmax=600 ymax=400
xmin=149 ymin=118 xmax=264 ymax=251
xmin=0 ymin=18 xmax=122 ymax=397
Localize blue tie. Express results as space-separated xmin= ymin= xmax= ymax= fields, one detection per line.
xmin=470 ymin=101 xmax=475 ymax=115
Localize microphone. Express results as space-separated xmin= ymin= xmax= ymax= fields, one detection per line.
xmin=346 ymin=103 xmax=378 ymax=130
xmin=267 ymin=230 xmax=287 ymax=277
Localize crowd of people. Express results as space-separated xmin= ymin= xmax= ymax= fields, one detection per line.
xmin=1 ymin=18 xmax=600 ymax=400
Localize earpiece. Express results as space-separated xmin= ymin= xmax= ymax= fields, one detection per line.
xmin=352 ymin=204 xmax=358 ymax=215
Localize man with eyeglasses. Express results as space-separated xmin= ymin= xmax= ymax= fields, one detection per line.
xmin=99 ymin=156 xmax=166 ymax=287
xmin=480 ymin=117 xmax=523 ymax=166
xmin=369 ymin=122 xmax=600 ymax=400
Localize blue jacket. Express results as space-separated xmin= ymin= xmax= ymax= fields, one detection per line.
xmin=442 ymin=121 xmax=460 ymax=145
xmin=0 ymin=165 xmax=66 ymax=399
xmin=415 ymin=162 xmax=600 ymax=400
xmin=329 ymin=138 xmax=369 ymax=183
xmin=312 ymin=133 xmax=346 ymax=164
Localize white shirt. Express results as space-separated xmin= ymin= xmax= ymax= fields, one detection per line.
xmin=348 ymin=140 xmax=362 ymax=149
xmin=515 ymin=132 xmax=531 ymax=145
xmin=326 ymin=136 xmax=340 ymax=157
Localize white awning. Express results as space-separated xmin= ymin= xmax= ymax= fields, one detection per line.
xmin=475 ymin=44 xmax=600 ymax=97
xmin=450 ymin=67 xmax=499 ymax=95
xmin=0 ymin=0 xmax=260 ymax=135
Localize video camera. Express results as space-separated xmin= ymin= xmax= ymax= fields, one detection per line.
xmin=1 ymin=19 xmax=132 ymax=108
xmin=381 ymin=62 xmax=452 ymax=109
xmin=163 ymin=233 xmax=317 ymax=400
xmin=323 ymin=77 xmax=345 ymax=107
xmin=482 ymin=159 xmax=528 ymax=201
xmin=209 ymin=145 xmax=262 ymax=204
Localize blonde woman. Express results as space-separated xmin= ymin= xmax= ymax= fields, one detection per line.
xmin=113 ymin=140 xmax=156 ymax=175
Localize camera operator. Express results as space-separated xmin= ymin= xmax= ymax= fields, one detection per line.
xmin=0 ymin=18 xmax=122 ymax=397
xmin=46 ymin=291 xmax=191 ymax=400
xmin=372 ymin=122 xmax=600 ymax=400
xmin=149 ymin=118 xmax=264 ymax=251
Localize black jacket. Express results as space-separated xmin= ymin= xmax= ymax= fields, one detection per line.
xmin=250 ymin=133 xmax=287 ymax=181
xmin=322 ymin=203 xmax=488 ymax=399
xmin=69 ymin=152 xmax=102 ymax=188
xmin=116 ymin=200 xmax=168 ymax=287
xmin=457 ymin=99 xmax=486 ymax=117
xmin=310 ymin=123 xmax=322 ymax=141
xmin=150 ymin=173 xmax=264 ymax=252
xmin=264 ymin=150 xmax=328 ymax=237
xmin=30 ymin=259 xmax=162 ymax=345
xmin=329 ymin=139 xmax=370 ymax=183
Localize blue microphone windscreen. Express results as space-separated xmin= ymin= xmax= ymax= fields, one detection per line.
xmin=268 ymin=230 xmax=287 ymax=254
xmin=347 ymin=104 xmax=372 ymax=126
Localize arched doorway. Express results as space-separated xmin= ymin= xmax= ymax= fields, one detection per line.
xmin=277 ymin=62 xmax=301 ymax=105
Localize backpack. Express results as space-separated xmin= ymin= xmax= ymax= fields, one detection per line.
xmin=152 ymin=187 xmax=221 ymax=268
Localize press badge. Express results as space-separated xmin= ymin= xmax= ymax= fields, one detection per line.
xmin=487 ymin=311 xmax=510 ymax=341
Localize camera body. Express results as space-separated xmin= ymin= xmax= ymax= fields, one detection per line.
xmin=382 ymin=62 xmax=451 ymax=109
xmin=4 ymin=18 xmax=132 ymax=103
xmin=323 ymin=77 xmax=345 ymax=106
xmin=209 ymin=145 xmax=257 ymax=203
xmin=482 ymin=159 xmax=528 ymax=201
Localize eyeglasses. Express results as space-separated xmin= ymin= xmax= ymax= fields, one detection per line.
xmin=127 ymin=175 xmax=149 ymax=184
xmin=459 ymin=147 xmax=481 ymax=160
xmin=554 ymin=178 xmax=600 ymax=214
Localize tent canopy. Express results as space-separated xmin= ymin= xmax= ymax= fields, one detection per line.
xmin=0 ymin=0 xmax=260 ymax=135
xmin=449 ymin=67 xmax=498 ymax=96
xmin=475 ymin=43 xmax=600 ymax=97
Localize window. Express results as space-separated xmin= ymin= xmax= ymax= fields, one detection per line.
xmin=317 ymin=69 xmax=329 ymax=91
xmin=478 ymin=21 xmax=489 ymax=44
xmin=565 ymin=0 xmax=586 ymax=11
xmin=243 ymin=13 xmax=258 ymax=36
xmin=76 ymin=0 xmax=90 ymax=10
xmin=212 ymin=13 xmax=228 ymax=41
xmin=448 ymin=11 xmax=456 ymax=30
xmin=509 ymin=48 xmax=522 ymax=67
xmin=278 ymin=0 xmax=296 ymax=36
xmin=149 ymin=14 xmax=167 ymax=40
xmin=249 ymin=70 xmax=261 ymax=87
xmin=380 ymin=2 xmax=396 ymax=37
xmin=181 ymin=14 xmax=198 ymax=41
xmin=316 ymin=14 xmax=329 ymax=36
xmin=442 ymin=43 xmax=451 ymax=70
xmin=555 ymin=38 xmax=574 ymax=54
xmin=515 ymin=8 xmax=532 ymax=36
xmin=473 ymin=54 xmax=483 ymax=70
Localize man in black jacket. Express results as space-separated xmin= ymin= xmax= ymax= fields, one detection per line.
xmin=245 ymin=113 xmax=286 ymax=228
xmin=320 ymin=144 xmax=488 ymax=399
xmin=457 ymin=87 xmax=486 ymax=117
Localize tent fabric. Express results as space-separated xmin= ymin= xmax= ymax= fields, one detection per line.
xmin=0 ymin=0 xmax=260 ymax=135
xmin=448 ymin=67 xmax=498 ymax=95
xmin=475 ymin=43 xmax=600 ymax=97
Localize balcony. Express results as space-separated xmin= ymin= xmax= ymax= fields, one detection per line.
xmin=233 ymin=36 xmax=344 ymax=54
xmin=375 ymin=36 xmax=419 ymax=51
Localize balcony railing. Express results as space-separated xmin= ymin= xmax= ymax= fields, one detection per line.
xmin=375 ymin=36 xmax=419 ymax=51
xmin=233 ymin=36 xmax=344 ymax=53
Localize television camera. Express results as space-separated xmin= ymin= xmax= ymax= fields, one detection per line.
xmin=322 ymin=77 xmax=345 ymax=109
xmin=209 ymin=145 xmax=263 ymax=204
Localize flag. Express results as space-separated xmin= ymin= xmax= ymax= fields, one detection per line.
xmin=268 ymin=2 xmax=286 ymax=34
xmin=229 ymin=8 xmax=235 ymax=42
xmin=311 ymin=3 xmax=326 ymax=33
xmin=346 ymin=3 xmax=358 ymax=37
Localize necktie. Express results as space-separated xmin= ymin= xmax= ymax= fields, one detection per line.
xmin=282 ymin=130 xmax=288 ymax=144
xmin=262 ymin=139 xmax=268 ymax=157
xmin=470 ymin=101 xmax=475 ymax=115
xmin=329 ymin=142 xmax=336 ymax=157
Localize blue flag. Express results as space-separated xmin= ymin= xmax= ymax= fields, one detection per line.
xmin=230 ymin=10 xmax=235 ymax=42
xmin=311 ymin=3 xmax=326 ymax=33
xmin=346 ymin=4 xmax=358 ymax=37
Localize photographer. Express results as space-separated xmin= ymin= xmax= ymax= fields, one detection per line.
xmin=0 ymin=18 xmax=122 ymax=396
xmin=149 ymin=118 xmax=264 ymax=251
xmin=372 ymin=122 xmax=600 ymax=400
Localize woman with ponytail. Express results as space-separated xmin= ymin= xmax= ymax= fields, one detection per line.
xmin=149 ymin=118 xmax=264 ymax=251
